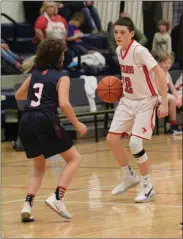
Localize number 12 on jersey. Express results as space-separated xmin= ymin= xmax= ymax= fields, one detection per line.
xmin=122 ymin=76 xmax=133 ymax=93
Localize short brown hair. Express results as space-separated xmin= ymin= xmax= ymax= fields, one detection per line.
xmin=157 ymin=19 xmax=170 ymax=31
xmin=114 ymin=17 xmax=135 ymax=32
xmin=34 ymin=39 xmax=67 ymax=71
xmin=71 ymin=12 xmax=85 ymax=25
xmin=158 ymin=52 xmax=174 ymax=63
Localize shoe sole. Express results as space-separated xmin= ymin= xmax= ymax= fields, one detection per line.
xmin=112 ymin=179 xmax=140 ymax=195
xmin=45 ymin=200 xmax=72 ymax=220
xmin=135 ymin=191 xmax=156 ymax=203
xmin=21 ymin=212 xmax=34 ymax=222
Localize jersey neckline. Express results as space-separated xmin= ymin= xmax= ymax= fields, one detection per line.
xmin=120 ymin=39 xmax=134 ymax=60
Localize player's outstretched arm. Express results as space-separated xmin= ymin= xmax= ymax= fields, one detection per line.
xmin=15 ymin=75 xmax=31 ymax=100
xmin=57 ymin=76 xmax=87 ymax=135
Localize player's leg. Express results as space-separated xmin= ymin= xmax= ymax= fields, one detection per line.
xmin=19 ymin=112 xmax=45 ymax=222
xmin=131 ymin=98 xmax=157 ymax=202
xmin=129 ymin=135 xmax=155 ymax=202
xmin=106 ymin=98 xmax=140 ymax=195
xmin=168 ymin=94 xmax=182 ymax=135
xmin=45 ymin=146 xmax=80 ymax=220
xmin=21 ymin=155 xmax=47 ymax=222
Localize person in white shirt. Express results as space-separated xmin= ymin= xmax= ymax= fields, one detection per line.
xmin=106 ymin=17 xmax=168 ymax=203
xmin=157 ymin=53 xmax=182 ymax=135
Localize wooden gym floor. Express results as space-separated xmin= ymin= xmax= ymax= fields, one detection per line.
xmin=1 ymin=134 xmax=182 ymax=238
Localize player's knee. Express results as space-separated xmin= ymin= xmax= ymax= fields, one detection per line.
xmin=106 ymin=133 xmax=120 ymax=144
xmin=169 ymin=96 xmax=176 ymax=105
xmin=129 ymin=136 xmax=148 ymax=164
xmin=74 ymin=152 xmax=81 ymax=166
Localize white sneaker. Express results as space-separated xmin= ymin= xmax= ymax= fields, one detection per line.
xmin=135 ymin=184 xmax=155 ymax=203
xmin=21 ymin=202 xmax=34 ymax=222
xmin=45 ymin=193 xmax=72 ymax=220
xmin=112 ymin=174 xmax=140 ymax=195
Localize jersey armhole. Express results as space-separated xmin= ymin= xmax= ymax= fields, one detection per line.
xmin=56 ymin=75 xmax=70 ymax=91
xmin=133 ymin=45 xmax=143 ymax=68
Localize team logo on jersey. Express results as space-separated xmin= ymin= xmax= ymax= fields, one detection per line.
xmin=142 ymin=127 xmax=147 ymax=133
xmin=42 ymin=69 xmax=48 ymax=75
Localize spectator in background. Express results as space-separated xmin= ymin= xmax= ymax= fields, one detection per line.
xmin=34 ymin=1 xmax=67 ymax=44
xmin=1 ymin=40 xmax=24 ymax=72
xmin=81 ymin=1 xmax=102 ymax=33
xmin=175 ymin=73 xmax=183 ymax=104
xmin=152 ymin=19 xmax=172 ymax=59
xmin=171 ymin=14 xmax=183 ymax=70
xmin=107 ymin=12 xmax=148 ymax=73
xmin=67 ymin=12 xmax=88 ymax=55
xmin=172 ymin=1 xmax=183 ymax=28
xmin=157 ymin=52 xmax=182 ymax=135
xmin=57 ymin=1 xmax=103 ymax=33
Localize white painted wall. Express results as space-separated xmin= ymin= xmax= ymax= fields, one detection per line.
xmin=1 ymin=1 xmax=25 ymax=23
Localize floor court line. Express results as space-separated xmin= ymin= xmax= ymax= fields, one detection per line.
xmin=2 ymin=174 xmax=181 ymax=204
xmin=34 ymin=199 xmax=182 ymax=208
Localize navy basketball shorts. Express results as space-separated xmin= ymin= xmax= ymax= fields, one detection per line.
xmin=19 ymin=111 xmax=74 ymax=159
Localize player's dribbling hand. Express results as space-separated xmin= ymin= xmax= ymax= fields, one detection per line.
xmin=158 ymin=103 xmax=168 ymax=118
xmin=75 ymin=122 xmax=88 ymax=135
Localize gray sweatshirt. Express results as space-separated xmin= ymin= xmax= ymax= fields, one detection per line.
xmin=152 ymin=32 xmax=172 ymax=55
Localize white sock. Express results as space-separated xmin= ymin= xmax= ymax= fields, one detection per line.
xmin=121 ymin=164 xmax=135 ymax=180
xmin=141 ymin=174 xmax=152 ymax=187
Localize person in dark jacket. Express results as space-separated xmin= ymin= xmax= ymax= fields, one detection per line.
xmin=171 ymin=14 xmax=183 ymax=70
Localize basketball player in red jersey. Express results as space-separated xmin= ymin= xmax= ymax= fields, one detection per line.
xmin=15 ymin=39 xmax=87 ymax=222
xmin=107 ymin=17 xmax=168 ymax=202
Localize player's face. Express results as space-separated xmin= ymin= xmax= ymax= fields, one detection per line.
xmin=159 ymin=58 xmax=172 ymax=72
xmin=114 ymin=25 xmax=134 ymax=49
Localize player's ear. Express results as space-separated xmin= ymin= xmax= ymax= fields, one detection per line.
xmin=131 ymin=30 xmax=135 ymax=38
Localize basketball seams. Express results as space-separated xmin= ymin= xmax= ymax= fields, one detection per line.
xmin=97 ymin=76 xmax=123 ymax=103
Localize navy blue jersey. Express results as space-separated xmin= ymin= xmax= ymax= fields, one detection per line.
xmin=24 ymin=68 xmax=67 ymax=115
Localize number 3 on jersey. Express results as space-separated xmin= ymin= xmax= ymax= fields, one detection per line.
xmin=31 ymin=83 xmax=44 ymax=107
xmin=122 ymin=76 xmax=133 ymax=93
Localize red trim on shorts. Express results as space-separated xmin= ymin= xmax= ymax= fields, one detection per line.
xmin=131 ymin=134 xmax=150 ymax=140
xmin=120 ymin=40 xmax=134 ymax=60
xmin=108 ymin=131 xmax=123 ymax=135
xmin=108 ymin=131 xmax=129 ymax=137
xmin=142 ymin=65 xmax=157 ymax=96
xmin=151 ymin=102 xmax=157 ymax=131
xmin=176 ymin=83 xmax=183 ymax=90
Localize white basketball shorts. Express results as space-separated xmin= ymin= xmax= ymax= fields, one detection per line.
xmin=109 ymin=97 xmax=158 ymax=140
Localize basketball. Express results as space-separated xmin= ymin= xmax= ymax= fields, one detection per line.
xmin=97 ymin=76 xmax=123 ymax=103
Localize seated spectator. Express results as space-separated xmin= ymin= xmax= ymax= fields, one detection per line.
xmin=152 ymin=19 xmax=172 ymax=59
xmin=107 ymin=12 xmax=148 ymax=73
xmin=157 ymin=53 xmax=182 ymax=135
xmin=34 ymin=1 xmax=67 ymax=44
xmin=1 ymin=40 xmax=24 ymax=72
xmin=175 ymin=73 xmax=183 ymax=104
xmin=67 ymin=12 xmax=92 ymax=55
xmin=56 ymin=1 xmax=103 ymax=33
xmin=81 ymin=1 xmax=103 ymax=33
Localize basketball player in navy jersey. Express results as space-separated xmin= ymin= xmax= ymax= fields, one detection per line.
xmin=15 ymin=39 xmax=87 ymax=222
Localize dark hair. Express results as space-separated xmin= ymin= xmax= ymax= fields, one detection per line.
xmin=114 ymin=17 xmax=135 ymax=32
xmin=157 ymin=19 xmax=170 ymax=31
xmin=71 ymin=12 xmax=85 ymax=25
xmin=34 ymin=39 xmax=67 ymax=70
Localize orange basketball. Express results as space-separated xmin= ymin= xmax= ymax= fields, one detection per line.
xmin=97 ymin=76 xmax=123 ymax=103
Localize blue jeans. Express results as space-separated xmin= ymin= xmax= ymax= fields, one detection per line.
xmin=82 ymin=7 xmax=102 ymax=32
xmin=1 ymin=48 xmax=20 ymax=65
